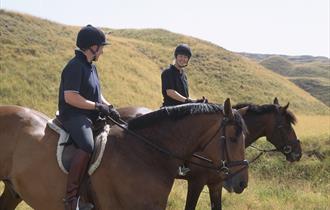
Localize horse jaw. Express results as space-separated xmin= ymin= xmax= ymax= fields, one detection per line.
xmin=223 ymin=180 xmax=234 ymax=193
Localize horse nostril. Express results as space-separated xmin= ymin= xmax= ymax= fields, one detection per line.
xmin=293 ymin=152 xmax=302 ymax=161
xmin=283 ymin=145 xmax=292 ymax=154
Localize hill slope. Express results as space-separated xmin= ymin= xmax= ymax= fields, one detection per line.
xmin=0 ymin=10 xmax=329 ymax=116
xmin=239 ymin=53 xmax=330 ymax=106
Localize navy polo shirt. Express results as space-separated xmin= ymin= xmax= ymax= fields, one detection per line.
xmin=58 ymin=50 xmax=101 ymax=121
xmin=161 ymin=64 xmax=189 ymax=106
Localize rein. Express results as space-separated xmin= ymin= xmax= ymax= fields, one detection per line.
xmin=107 ymin=116 xmax=248 ymax=173
xmin=248 ymin=144 xmax=278 ymax=164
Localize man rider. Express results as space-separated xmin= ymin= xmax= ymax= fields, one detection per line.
xmin=161 ymin=44 xmax=207 ymax=175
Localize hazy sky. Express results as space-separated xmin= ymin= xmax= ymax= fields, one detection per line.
xmin=1 ymin=0 xmax=329 ymax=57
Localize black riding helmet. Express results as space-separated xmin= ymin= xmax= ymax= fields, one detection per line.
xmin=76 ymin=25 xmax=109 ymax=50
xmin=174 ymin=44 xmax=192 ymax=59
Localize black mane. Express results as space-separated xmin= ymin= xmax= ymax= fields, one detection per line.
xmin=128 ymin=103 xmax=223 ymax=130
xmin=233 ymin=103 xmax=297 ymax=125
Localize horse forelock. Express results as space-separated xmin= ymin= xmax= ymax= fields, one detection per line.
xmin=232 ymin=109 xmax=249 ymax=136
xmin=233 ymin=103 xmax=297 ymax=125
xmin=128 ymin=103 xmax=223 ymax=130
xmin=284 ymin=109 xmax=297 ymax=125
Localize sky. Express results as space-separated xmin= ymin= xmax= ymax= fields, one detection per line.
xmin=1 ymin=0 xmax=329 ymax=57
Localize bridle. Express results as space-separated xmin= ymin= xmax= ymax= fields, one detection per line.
xmin=215 ymin=116 xmax=249 ymax=177
xmin=249 ymin=110 xmax=301 ymax=163
xmin=269 ymin=111 xmax=300 ymax=156
xmin=106 ymin=114 xmax=248 ymax=176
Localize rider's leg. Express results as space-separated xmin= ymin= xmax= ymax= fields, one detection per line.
xmin=62 ymin=115 xmax=94 ymax=210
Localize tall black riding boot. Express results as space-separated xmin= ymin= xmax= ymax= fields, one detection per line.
xmin=64 ymin=149 xmax=94 ymax=210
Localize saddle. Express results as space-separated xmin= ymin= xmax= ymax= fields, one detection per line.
xmin=47 ymin=115 xmax=110 ymax=175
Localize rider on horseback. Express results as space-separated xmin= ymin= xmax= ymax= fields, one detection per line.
xmin=58 ymin=25 xmax=120 ymax=210
xmin=161 ymin=44 xmax=208 ymax=175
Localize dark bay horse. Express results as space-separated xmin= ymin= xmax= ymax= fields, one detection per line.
xmin=0 ymin=100 xmax=248 ymax=210
xmin=193 ymin=98 xmax=302 ymax=210
xmin=107 ymin=97 xmax=301 ymax=210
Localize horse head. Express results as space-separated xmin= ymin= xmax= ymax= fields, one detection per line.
xmin=269 ymin=97 xmax=302 ymax=162
xmin=223 ymin=99 xmax=249 ymax=193
xmin=202 ymin=98 xmax=249 ymax=193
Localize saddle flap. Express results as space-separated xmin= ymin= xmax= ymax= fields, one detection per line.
xmin=47 ymin=119 xmax=110 ymax=176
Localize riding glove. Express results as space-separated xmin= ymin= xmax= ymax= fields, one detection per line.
xmin=95 ymin=102 xmax=110 ymax=115
xmin=95 ymin=102 xmax=121 ymax=121
xmin=108 ymin=107 xmax=121 ymax=121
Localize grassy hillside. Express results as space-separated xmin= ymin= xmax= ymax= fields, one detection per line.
xmin=259 ymin=56 xmax=329 ymax=78
xmin=259 ymin=56 xmax=294 ymax=75
xmin=239 ymin=52 xmax=329 ymax=64
xmin=290 ymin=77 xmax=330 ymax=106
xmin=239 ymin=53 xmax=330 ymax=106
xmin=0 ymin=10 xmax=329 ymax=116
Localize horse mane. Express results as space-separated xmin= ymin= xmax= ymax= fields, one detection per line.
xmin=128 ymin=103 xmax=224 ymax=130
xmin=233 ymin=103 xmax=297 ymax=125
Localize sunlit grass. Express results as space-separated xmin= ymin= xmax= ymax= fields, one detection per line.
xmin=294 ymin=115 xmax=330 ymax=139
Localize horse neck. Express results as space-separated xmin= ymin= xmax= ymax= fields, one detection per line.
xmin=141 ymin=113 xmax=220 ymax=158
xmin=244 ymin=112 xmax=272 ymax=147
xmin=120 ymin=113 xmax=220 ymax=178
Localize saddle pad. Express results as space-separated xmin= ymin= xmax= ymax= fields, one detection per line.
xmin=47 ymin=119 xmax=110 ymax=175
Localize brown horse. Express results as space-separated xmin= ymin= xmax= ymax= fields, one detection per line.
xmin=102 ymin=97 xmax=301 ymax=210
xmin=0 ymin=100 xmax=248 ymax=210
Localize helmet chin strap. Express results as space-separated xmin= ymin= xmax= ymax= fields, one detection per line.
xmin=178 ymin=63 xmax=188 ymax=68
xmin=176 ymin=58 xmax=189 ymax=68
xmin=89 ymin=46 xmax=100 ymax=61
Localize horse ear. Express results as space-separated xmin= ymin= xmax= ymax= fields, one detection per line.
xmin=280 ymin=102 xmax=290 ymax=113
xmin=223 ymin=98 xmax=234 ymax=119
xmin=237 ymin=106 xmax=249 ymax=116
xmin=273 ymin=97 xmax=279 ymax=105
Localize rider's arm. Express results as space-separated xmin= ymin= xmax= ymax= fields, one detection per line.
xmin=64 ymin=91 xmax=96 ymax=110
xmin=166 ymin=89 xmax=188 ymax=102
xmin=101 ymin=94 xmax=111 ymax=106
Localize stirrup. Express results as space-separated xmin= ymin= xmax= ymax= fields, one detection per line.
xmin=77 ymin=197 xmax=94 ymax=210
xmin=178 ymin=165 xmax=190 ymax=176
xmin=64 ymin=196 xmax=94 ymax=210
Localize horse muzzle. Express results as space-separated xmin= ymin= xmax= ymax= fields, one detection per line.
xmin=284 ymin=139 xmax=302 ymax=162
